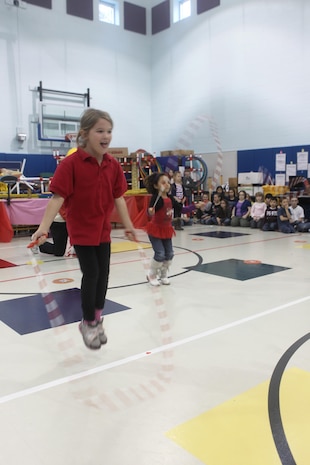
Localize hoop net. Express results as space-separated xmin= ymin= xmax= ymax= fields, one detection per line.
xmin=65 ymin=133 xmax=77 ymax=144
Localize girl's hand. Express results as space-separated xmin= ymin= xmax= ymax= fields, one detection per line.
xmin=29 ymin=231 xmax=48 ymax=248
xmin=125 ymin=229 xmax=137 ymax=242
xmin=31 ymin=230 xmax=48 ymax=243
xmin=148 ymin=207 xmax=155 ymax=215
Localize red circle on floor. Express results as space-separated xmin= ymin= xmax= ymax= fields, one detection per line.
xmin=53 ymin=278 xmax=74 ymax=284
xmin=243 ymin=260 xmax=261 ymax=264
xmin=192 ymin=238 xmax=204 ymax=241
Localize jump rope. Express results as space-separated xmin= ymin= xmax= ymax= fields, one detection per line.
xmin=27 ymin=236 xmax=83 ymax=366
xmin=20 ymin=115 xmax=220 ymax=407
xmin=26 ymin=211 xmax=174 ymax=410
xmin=73 ymin=187 xmax=174 ymax=410
xmin=74 ymin=235 xmax=174 ymax=411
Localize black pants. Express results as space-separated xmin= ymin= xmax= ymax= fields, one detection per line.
xmin=173 ymin=202 xmax=183 ymax=219
xmin=39 ymin=221 xmax=68 ymax=256
xmin=74 ymin=243 xmax=111 ymax=321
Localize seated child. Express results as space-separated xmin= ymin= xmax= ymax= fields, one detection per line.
xmin=250 ymin=191 xmax=266 ymax=229
xmin=231 ymin=190 xmax=251 ymax=227
xmin=196 ymin=193 xmax=212 ymax=223
xmin=201 ymin=193 xmax=221 ymax=225
xmin=277 ymin=197 xmax=295 ymax=234
xmin=216 ymin=198 xmax=231 ymax=226
xmin=262 ymin=196 xmax=278 ymax=231
xmin=181 ymin=214 xmax=193 ymax=227
xmin=289 ymin=197 xmax=310 ymax=232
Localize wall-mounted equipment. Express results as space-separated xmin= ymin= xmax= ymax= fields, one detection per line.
xmin=36 ymin=81 xmax=90 ymax=143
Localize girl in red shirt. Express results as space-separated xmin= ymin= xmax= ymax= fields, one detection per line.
xmin=144 ymin=172 xmax=175 ymax=286
xmin=31 ymin=109 xmax=136 ymax=350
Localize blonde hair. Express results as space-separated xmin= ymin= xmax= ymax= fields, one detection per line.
xmin=77 ymin=108 xmax=113 ymax=147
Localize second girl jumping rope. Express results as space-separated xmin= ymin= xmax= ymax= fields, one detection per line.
xmin=144 ymin=172 xmax=176 ymax=286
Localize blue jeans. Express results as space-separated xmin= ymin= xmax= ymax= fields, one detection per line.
xmin=295 ymin=221 xmax=310 ymax=232
xmin=278 ymin=223 xmax=295 ymax=234
xmin=148 ymin=235 xmax=174 ymax=262
xmin=262 ymin=222 xmax=278 ymax=231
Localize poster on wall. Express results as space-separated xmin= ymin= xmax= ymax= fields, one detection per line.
xmin=275 ymin=174 xmax=286 ymax=186
xmin=297 ymin=151 xmax=308 ymax=171
xmin=286 ymin=163 xmax=296 ymax=182
xmin=276 ymin=152 xmax=286 ymax=171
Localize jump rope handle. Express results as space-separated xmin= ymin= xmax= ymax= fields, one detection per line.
xmin=27 ymin=234 xmax=47 ymax=249
xmin=124 ymin=230 xmax=137 ymax=242
xmin=152 ymin=186 xmax=165 ymax=210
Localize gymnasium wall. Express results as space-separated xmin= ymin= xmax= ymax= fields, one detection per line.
xmin=237 ymin=144 xmax=310 ymax=183
xmin=1 ymin=0 xmax=310 ymax=182
xmin=150 ymin=0 xmax=310 ymax=155
xmin=0 ymin=0 xmax=152 ymax=155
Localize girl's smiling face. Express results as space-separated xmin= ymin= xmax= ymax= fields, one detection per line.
xmin=83 ymin=118 xmax=112 ymax=158
xmin=156 ymin=175 xmax=170 ymax=194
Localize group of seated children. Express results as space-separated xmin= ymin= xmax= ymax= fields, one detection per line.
xmin=163 ymin=170 xmax=310 ymax=233
xmin=188 ymin=187 xmax=310 ymax=233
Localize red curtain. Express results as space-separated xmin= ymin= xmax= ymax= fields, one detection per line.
xmin=0 ymin=202 xmax=14 ymax=242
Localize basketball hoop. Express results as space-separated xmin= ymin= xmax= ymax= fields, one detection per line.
xmin=65 ymin=133 xmax=77 ymax=144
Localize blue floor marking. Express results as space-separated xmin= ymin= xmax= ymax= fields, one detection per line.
xmin=0 ymin=288 xmax=130 ymax=335
xmin=185 ymin=259 xmax=290 ymax=281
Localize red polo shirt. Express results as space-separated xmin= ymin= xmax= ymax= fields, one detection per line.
xmin=50 ymin=148 xmax=128 ymax=245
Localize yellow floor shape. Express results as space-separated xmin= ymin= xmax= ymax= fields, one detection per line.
xmin=295 ymin=243 xmax=310 ymax=249
xmin=166 ymin=367 xmax=310 ymax=465
xmin=111 ymin=241 xmax=151 ymax=253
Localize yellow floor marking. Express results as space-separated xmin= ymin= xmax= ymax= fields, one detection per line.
xmin=26 ymin=260 xmax=44 ymax=265
xmin=166 ymin=367 xmax=310 ymax=465
xmin=111 ymin=241 xmax=151 ymax=253
xmin=24 ymin=243 xmax=150 ymax=262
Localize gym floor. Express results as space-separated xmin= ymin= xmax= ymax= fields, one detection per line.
xmin=0 ymin=224 xmax=309 ymax=465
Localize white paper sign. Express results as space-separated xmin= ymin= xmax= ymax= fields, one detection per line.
xmin=297 ymin=151 xmax=308 ymax=171
xmin=275 ymin=174 xmax=286 ymax=186
xmin=286 ymin=163 xmax=296 ymax=182
xmin=276 ymin=153 xmax=286 ymax=171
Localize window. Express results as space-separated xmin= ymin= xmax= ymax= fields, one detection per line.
xmin=179 ymin=0 xmax=191 ymax=20
xmin=99 ymin=0 xmax=119 ymax=25
xmin=173 ymin=0 xmax=191 ymax=23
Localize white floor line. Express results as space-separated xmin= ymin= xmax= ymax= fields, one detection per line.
xmin=0 ymin=294 xmax=309 ymax=405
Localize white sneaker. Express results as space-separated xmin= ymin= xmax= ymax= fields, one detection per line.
xmin=97 ymin=318 xmax=108 ymax=345
xmin=160 ymin=261 xmax=171 ymax=285
xmin=160 ymin=276 xmax=170 ymax=285
xmin=79 ymin=321 xmax=101 ymax=350
xmin=147 ymin=272 xmax=160 ymax=286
